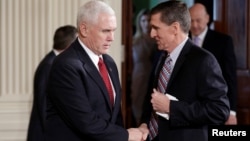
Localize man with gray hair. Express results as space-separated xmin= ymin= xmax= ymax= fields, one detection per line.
xmin=45 ymin=1 xmax=148 ymax=141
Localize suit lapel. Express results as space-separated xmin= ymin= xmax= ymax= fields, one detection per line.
xmin=72 ymin=40 xmax=113 ymax=111
xmin=167 ymin=40 xmax=193 ymax=89
xmin=153 ymin=51 xmax=167 ymax=89
xmin=202 ymin=29 xmax=212 ymax=50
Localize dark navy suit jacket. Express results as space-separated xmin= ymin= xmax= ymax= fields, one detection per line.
xmin=141 ymin=39 xmax=230 ymax=141
xmin=45 ymin=39 xmax=128 ymax=141
xmin=27 ymin=51 xmax=56 ymax=141
xmin=191 ymin=29 xmax=237 ymax=111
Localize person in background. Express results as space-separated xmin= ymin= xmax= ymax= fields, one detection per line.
xmin=131 ymin=8 xmax=157 ymax=126
xmin=189 ymin=3 xmax=238 ymax=125
xmin=44 ymin=1 xmax=148 ymax=141
xmin=27 ymin=25 xmax=77 ymax=141
xmin=139 ymin=1 xmax=230 ymax=141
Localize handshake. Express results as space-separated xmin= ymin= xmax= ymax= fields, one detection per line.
xmin=127 ymin=123 xmax=149 ymax=141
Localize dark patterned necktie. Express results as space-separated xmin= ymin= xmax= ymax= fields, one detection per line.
xmin=98 ymin=57 xmax=114 ymax=106
xmin=148 ymin=55 xmax=172 ymax=140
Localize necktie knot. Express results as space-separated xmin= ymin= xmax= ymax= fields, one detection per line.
xmin=98 ymin=57 xmax=104 ymax=66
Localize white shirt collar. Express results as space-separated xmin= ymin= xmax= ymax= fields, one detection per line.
xmin=53 ymin=49 xmax=61 ymax=56
xmin=78 ymin=38 xmax=101 ymax=69
xmin=169 ymin=36 xmax=189 ymax=66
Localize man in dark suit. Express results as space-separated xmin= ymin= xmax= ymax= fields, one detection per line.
xmin=44 ymin=1 xmax=148 ymax=141
xmin=27 ymin=25 xmax=77 ymax=141
xmin=139 ymin=1 xmax=230 ymax=141
xmin=189 ymin=3 xmax=238 ymax=125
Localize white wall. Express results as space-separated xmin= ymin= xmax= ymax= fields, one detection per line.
xmin=0 ymin=0 xmax=123 ymax=140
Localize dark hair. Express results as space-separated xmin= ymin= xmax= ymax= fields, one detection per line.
xmin=53 ymin=25 xmax=77 ymax=50
xmin=150 ymin=0 xmax=191 ymax=33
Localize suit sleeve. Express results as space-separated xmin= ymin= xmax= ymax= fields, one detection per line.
xmin=169 ymin=53 xmax=230 ymax=126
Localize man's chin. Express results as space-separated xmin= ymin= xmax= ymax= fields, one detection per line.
xmin=157 ymin=45 xmax=164 ymax=50
xmin=102 ymin=50 xmax=109 ymax=54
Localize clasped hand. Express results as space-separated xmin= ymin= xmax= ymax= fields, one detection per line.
xmin=127 ymin=123 xmax=149 ymax=141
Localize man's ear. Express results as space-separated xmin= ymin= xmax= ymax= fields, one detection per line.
xmin=171 ymin=22 xmax=179 ymax=35
xmin=79 ymin=22 xmax=88 ymax=37
xmin=206 ymin=14 xmax=210 ymax=24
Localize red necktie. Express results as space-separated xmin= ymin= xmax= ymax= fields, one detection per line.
xmin=149 ymin=55 xmax=172 ymax=140
xmin=98 ymin=57 xmax=114 ymax=106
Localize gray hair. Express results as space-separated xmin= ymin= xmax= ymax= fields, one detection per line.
xmin=76 ymin=0 xmax=115 ymax=30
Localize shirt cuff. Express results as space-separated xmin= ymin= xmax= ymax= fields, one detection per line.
xmin=230 ymin=110 xmax=236 ymax=116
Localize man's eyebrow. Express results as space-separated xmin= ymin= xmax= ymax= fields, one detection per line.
xmin=151 ymin=24 xmax=159 ymax=29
